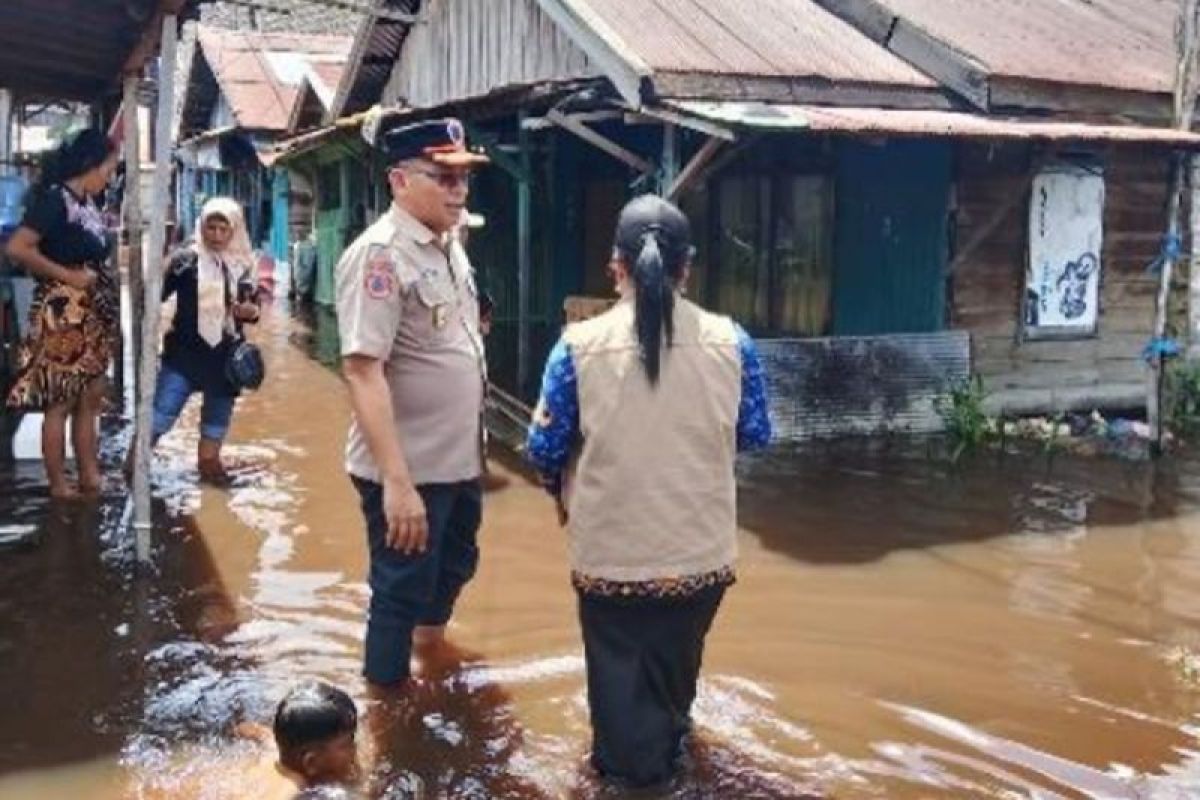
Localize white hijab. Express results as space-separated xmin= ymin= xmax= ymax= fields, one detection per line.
xmin=194 ymin=197 xmax=254 ymax=347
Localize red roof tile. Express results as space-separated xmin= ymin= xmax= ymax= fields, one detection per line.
xmin=196 ymin=26 xmax=352 ymax=131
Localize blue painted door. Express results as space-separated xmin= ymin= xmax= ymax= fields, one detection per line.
xmin=833 ymin=140 xmax=952 ymax=335
xmin=270 ymin=169 xmax=290 ymax=263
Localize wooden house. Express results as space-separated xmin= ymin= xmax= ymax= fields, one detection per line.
xmin=174 ymin=24 xmax=351 ymax=262
xmin=282 ymin=0 xmax=1200 ymax=436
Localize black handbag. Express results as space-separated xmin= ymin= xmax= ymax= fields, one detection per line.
xmin=221 ymin=261 xmax=265 ymax=391
xmin=225 ymin=338 xmax=264 ymax=390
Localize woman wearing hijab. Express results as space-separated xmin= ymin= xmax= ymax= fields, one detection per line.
xmin=526 ymin=195 xmax=772 ymax=788
xmin=149 ymin=197 xmax=260 ymax=481
xmin=5 ymin=129 xmax=120 ymax=498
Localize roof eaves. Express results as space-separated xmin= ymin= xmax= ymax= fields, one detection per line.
xmin=534 ymin=0 xmax=654 ymax=108
xmin=328 ymin=0 xmax=384 ymax=122
xmin=286 ymin=76 xmax=315 ymax=134
xmin=273 ymin=110 xmax=376 ymax=162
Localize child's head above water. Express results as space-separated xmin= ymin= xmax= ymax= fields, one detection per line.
xmin=273 ymin=682 xmax=359 ymax=787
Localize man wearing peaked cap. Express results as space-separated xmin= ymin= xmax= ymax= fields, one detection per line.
xmin=381 ymin=118 xmax=490 ymax=167
xmin=334 ymin=116 xmax=490 ymax=688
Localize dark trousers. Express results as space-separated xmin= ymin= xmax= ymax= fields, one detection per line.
xmin=577 ymin=584 xmax=726 ymax=788
xmin=352 ymin=476 xmax=482 ymax=685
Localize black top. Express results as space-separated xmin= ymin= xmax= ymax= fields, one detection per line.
xmin=161 ymin=248 xmax=257 ymax=395
xmin=21 ymin=184 xmax=110 ymax=268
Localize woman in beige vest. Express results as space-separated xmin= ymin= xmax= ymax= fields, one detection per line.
xmin=527 ymin=195 xmax=771 ymax=787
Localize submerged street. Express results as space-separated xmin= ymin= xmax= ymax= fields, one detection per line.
xmin=1 ymin=301 xmax=1200 ymax=798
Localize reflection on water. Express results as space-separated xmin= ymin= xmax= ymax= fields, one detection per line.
xmin=4 ymin=306 xmax=1200 ymax=797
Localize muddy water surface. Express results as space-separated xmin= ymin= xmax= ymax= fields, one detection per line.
xmin=2 ymin=305 xmax=1200 ymax=798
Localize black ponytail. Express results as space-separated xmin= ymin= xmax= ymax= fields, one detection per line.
xmin=613 ymin=194 xmax=693 ymax=386
xmin=632 ymin=230 xmax=674 ymax=384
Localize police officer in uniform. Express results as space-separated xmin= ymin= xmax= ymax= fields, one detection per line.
xmin=335 ymin=118 xmax=489 ymax=687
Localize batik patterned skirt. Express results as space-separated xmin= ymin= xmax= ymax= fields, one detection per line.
xmin=6 ymin=263 xmax=118 ymax=411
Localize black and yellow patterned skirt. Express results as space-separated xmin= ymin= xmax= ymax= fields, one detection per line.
xmin=6 ymin=265 xmax=117 ymax=411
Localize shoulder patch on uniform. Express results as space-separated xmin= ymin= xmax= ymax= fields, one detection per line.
xmin=364 ymin=244 xmax=396 ymax=300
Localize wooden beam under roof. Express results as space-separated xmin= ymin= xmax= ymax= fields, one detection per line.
xmin=812 ymin=0 xmax=991 ymax=110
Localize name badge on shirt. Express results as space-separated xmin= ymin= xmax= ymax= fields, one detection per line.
xmin=432 ymin=303 xmax=449 ymax=329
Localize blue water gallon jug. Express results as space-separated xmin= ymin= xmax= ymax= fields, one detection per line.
xmin=0 ymin=173 xmax=26 ymax=237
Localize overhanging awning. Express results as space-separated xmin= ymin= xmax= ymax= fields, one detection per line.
xmin=0 ymin=0 xmax=201 ymax=102
xmin=658 ymin=100 xmax=1200 ymax=147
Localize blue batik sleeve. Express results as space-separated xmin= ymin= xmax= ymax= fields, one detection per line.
xmin=735 ymin=324 xmax=772 ymax=452
xmin=525 ymin=337 xmax=580 ymax=492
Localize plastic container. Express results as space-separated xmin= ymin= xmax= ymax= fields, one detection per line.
xmin=0 ymin=173 xmax=26 ymax=237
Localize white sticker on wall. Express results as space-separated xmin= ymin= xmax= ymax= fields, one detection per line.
xmin=1025 ymin=164 xmax=1105 ymax=337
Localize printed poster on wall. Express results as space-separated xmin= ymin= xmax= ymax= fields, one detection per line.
xmin=1025 ymin=164 xmax=1105 ymax=337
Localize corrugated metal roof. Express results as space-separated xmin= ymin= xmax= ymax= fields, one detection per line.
xmin=0 ymin=0 xmax=204 ymax=102
xmin=201 ymin=0 xmax=362 ymax=35
xmin=868 ymin=0 xmax=1175 ymax=95
xmin=270 ymin=109 xmax=375 ymax=163
xmin=196 ymin=25 xmax=351 ymax=131
xmin=665 ymin=101 xmax=1200 ymax=146
xmin=576 ymin=0 xmax=938 ymax=90
xmin=329 ymin=0 xmax=420 ymax=120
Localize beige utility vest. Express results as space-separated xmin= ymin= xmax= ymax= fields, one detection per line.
xmin=564 ymin=295 xmax=742 ymax=583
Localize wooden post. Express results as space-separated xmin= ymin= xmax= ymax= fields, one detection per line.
xmin=1148 ymin=0 xmax=1200 ymax=450
xmin=667 ymin=136 xmax=724 ymax=201
xmin=132 ymin=13 xmax=178 ymax=561
xmin=517 ymin=112 xmax=532 ymax=397
xmin=660 ymin=122 xmax=678 ymax=196
xmin=0 ymin=89 xmax=12 ymax=171
xmin=1190 ymin=156 xmax=1200 ymax=359
xmin=122 ymin=72 xmax=143 ymax=393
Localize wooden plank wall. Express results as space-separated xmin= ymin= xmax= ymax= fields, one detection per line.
xmin=384 ymin=0 xmax=598 ymax=110
xmin=952 ymin=141 xmax=1180 ymax=415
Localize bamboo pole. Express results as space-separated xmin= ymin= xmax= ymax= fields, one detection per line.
xmin=1149 ymin=0 xmax=1200 ymax=451
xmin=517 ymin=112 xmax=531 ymax=397
xmin=1189 ymin=156 xmax=1200 ymax=358
xmin=132 ymin=14 xmax=177 ymax=561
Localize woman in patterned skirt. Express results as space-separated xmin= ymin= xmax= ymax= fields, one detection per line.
xmin=5 ymin=130 xmax=119 ymax=498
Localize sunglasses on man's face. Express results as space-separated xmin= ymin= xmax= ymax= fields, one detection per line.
xmin=403 ymin=167 xmax=471 ymax=190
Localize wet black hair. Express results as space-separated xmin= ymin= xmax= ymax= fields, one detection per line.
xmin=273 ymin=682 xmax=357 ymax=770
xmin=612 ymin=194 xmax=693 ymax=385
xmin=39 ymin=128 xmax=116 ymax=189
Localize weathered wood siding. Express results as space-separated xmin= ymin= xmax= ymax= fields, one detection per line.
xmin=953 ymin=142 xmax=1179 ymax=415
xmin=384 ymin=0 xmax=598 ymax=109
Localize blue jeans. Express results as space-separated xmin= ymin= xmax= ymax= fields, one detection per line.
xmin=152 ymin=363 xmax=237 ymax=442
xmin=351 ymin=476 xmax=482 ymax=685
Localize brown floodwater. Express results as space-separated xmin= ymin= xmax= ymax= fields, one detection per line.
xmin=3 ymin=303 xmax=1200 ymax=799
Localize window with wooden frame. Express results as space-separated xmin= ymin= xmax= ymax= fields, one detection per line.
xmin=702 ymin=143 xmax=834 ymax=336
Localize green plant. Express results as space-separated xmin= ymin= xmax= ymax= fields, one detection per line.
xmin=1167 ymin=361 xmax=1200 ymax=441
xmin=1043 ymin=411 xmax=1067 ymax=455
xmin=936 ymin=375 xmax=994 ymax=461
